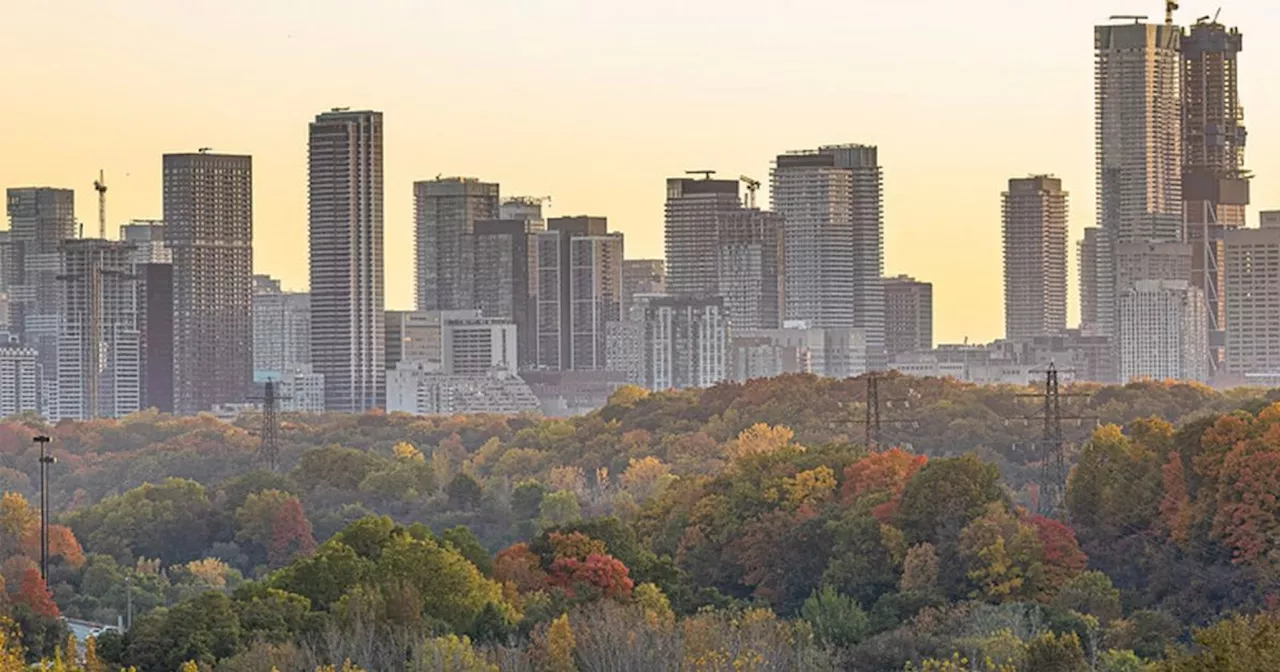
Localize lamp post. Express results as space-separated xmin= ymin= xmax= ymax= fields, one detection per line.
xmin=32 ymin=435 xmax=54 ymax=580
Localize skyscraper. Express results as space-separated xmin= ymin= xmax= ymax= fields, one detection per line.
xmin=5 ymin=187 xmax=74 ymax=413
xmin=1002 ymin=176 xmax=1068 ymax=340
xmin=716 ymin=208 xmax=783 ymax=330
xmin=473 ymin=219 xmax=535 ymax=367
xmin=771 ymin=145 xmax=885 ymax=368
xmin=1078 ymin=227 xmax=1105 ymax=333
xmin=308 ymin=109 xmax=385 ymax=412
xmin=534 ymin=217 xmax=622 ymax=371
xmin=664 ymin=177 xmax=741 ymax=298
xmin=1183 ymin=19 xmax=1248 ymax=374
xmin=56 ymin=239 xmax=140 ymax=420
xmin=883 ymin=275 xmax=933 ymax=357
xmin=0 ymin=346 xmax=38 ymax=417
xmin=1093 ymin=19 xmax=1183 ymax=337
xmin=138 ymin=262 xmax=173 ymax=413
xmin=164 ymin=151 xmax=253 ymax=415
xmin=414 ymin=178 xmax=499 ymax=311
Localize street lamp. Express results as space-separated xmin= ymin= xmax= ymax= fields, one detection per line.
xmin=32 ymin=436 xmax=54 ymax=580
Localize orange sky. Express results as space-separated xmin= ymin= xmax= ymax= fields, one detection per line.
xmin=2 ymin=0 xmax=1278 ymax=344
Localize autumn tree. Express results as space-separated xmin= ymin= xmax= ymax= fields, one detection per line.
xmin=843 ymin=448 xmax=928 ymax=522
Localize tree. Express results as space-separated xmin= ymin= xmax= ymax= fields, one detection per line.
xmin=800 ymin=586 xmax=869 ymax=649
xmin=1025 ymin=631 xmax=1088 ymax=672
xmin=511 ymin=481 xmax=548 ymax=521
xmin=620 ymin=457 xmax=675 ymax=502
xmin=782 ymin=466 xmax=838 ymax=508
xmin=123 ymin=592 xmax=243 ymax=670
xmin=897 ymin=455 xmax=1006 ymax=546
xmin=271 ymin=542 xmax=374 ymax=611
xmin=64 ymin=478 xmax=215 ymax=565
xmin=1026 ymin=515 xmax=1086 ymax=596
xmin=547 ymin=552 xmax=634 ymax=601
xmin=726 ymin=423 xmax=796 ymax=460
xmin=538 ymin=614 xmax=576 ymax=672
xmin=1053 ymin=571 xmax=1122 ymax=624
xmin=957 ymin=503 xmax=1044 ymax=603
xmin=236 ymin=489 xmax=316 ymax=568
xmin=446 ymin=473 xmax=483 ymax=511
xmin=14 ymin=567 xmax=58 ymax=618
xmin=442 ymin=526 xmax=494 ymax=577
xmin=293 ymin=446 xmax=381 ymax=491
xmin=233 ymin=585 xmax=313 ymax=645
xmin=843 ymin=448 xmax=928 ymax=522
xmin=539 ymin=491 xmax=581 ymax=528
xmin=1155 ymin=613 xmax=1280 ymax=671
xmin=375 ymin=534 xmax=506 ymax=633
xmin=900 ymin=543 xmax=940 ymax=594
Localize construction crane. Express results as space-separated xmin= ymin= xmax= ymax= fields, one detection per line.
xmin=197 ymin=147 xmax=213 ymax=154
xmin=740 ymin=176 xmax=761 ymax=209
xmin=685 ymin=170 xmax=716 ymax=180
xmin=1165 ymin=0 xmax=1179 ymax=25
xmin=93 ymin=170 xmax=107 ymax=240
xmin=1108 ymin=14 xmax=1148 ymax=22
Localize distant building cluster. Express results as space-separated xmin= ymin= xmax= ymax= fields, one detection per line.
xmin=1 ymin=12 xmax=1273 ymax=420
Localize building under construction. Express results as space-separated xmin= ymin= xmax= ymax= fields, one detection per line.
xmin=56 ymin=239 xmax=140 ymax=420
xmin=1182 ymin=17 xmax=1248 ymax=376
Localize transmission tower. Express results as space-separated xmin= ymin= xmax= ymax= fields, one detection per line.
xmin=1014 ymin=364 xmax=1094 ymax=516
xmin=852 ymin=372 xmax=918 ymax=450
xmin=248 ymin=380 xmax=289 ymax=472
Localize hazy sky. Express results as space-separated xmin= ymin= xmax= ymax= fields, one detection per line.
xmin=3 ymin=0 xmax=1278 ymax=344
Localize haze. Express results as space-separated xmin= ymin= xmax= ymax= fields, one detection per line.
xmin=3 ymin=0 xmax=1278 ymax=344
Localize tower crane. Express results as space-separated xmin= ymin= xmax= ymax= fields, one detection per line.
xmin=93 ymin=170 xmax=107 ymax=240
xmin=1165 ymin=0 xmax=1179 ymax=25
xmin=685 ymin=170 xmax=716 ymax=180
xmin=740 ymin=176 xmax=761 ymax=209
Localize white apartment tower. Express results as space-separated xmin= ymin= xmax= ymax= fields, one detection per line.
xmin=56 ymin=240 xmax=141 ymax=420
xmin=771 ymin=145 xmax=885 ymax=369
xmin=1118 ymin=280 xmax=1207 ymax=382
xmin=644 ymin=296 xmax=728 ymax=391
xmin=1003 ymin=176 xmax=1068 ymax=340
xmin=308 ymin=109 xmax=385 ymax=412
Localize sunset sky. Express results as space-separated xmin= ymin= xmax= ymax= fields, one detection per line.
xmin=3 ymin=0 xmax=1278 ymax=344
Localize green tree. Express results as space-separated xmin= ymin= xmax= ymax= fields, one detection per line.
xmin=293 ymin=446 xmax=381 ymax=491
xmin=270 ymin=542 xmax=374 ymax=611
xmin=538 ymin=491 xmax=581 ymax=528
xmin=511 ymin=481 xmax=548 ymax=521
xmin=123 ymin=592 xmax=243 ymax=670
xmin=897 ymin=455 xmax=1006 ymax=546
xmin=800 ymin=586 xmax=869 ymax=649
xmin=64 ymin=478 xmax=215 ymax=565
xmin=442 ymin=526 xmax=494 ymax=577
xmin=1156 ymin=613 xmax=1280 ymax=671
xmin=1054 ymin=571 xmax=1122 ymax=624
xmin=447 ymin=473 xmax=483 ymax=511
xmin=375 ymin=534 xmax=506 ymax=633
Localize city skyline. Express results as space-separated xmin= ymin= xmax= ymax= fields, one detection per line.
xmin=7 ymin=1 xmax=1279 ymax=345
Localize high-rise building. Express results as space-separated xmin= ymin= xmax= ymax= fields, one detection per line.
xmin=0 ymin=346 xmax=38 ymax=417
xmin=414 ymin=178 xmax=500 ymax=311
xmin=308 ymin=109 xmax=385 ymax=412
xmin=1093 ymin=19 xmax=1183 ymax=339
xmin=137 ymin=263 xmax=173 ymax=413
xmin=883 ymin=275 xmax=933 ymax=357
xmin=1078 ymin=227 xmax=1106 ymax=332
xmin=1183 ymin=19 xmax=1248 ymax=374
xmin=1224 ymin=226 xmax=1280 ymax=375
xmin=164 ymin=152 xmax=254 ymax=415
xmin=473 ymin=219 xmax=535 ymax=367
xmin=621 ymin=260 xmax=666 ymax=313
xmin=252 ymin=275 xmax=311 ymax=375
xmin=643 ymin=296 xmax=728 ymax=391
xmin=772 ymin=145 xmax=885 ymax=368
xmin=1118 ymin=280 xmax=1207 ymax=382
xmin=5 ymin=187 xmax=74 ymax=413
xmin=56 ymin=240 xmax=140 ymax=420
xmin=1003 ymin=176 xmax=1068 ymax=340
xmin=534 ymin=217 xmax=622 ymax=371
xmin=664 ymin=177 xmax=741 ymax=298
xmin=1261 ymin=211 xmax=1280 ymax=229
xmin=1114 ymin=241 xmax=1192 ymax=293
xmin=385 ymin=310 xmax=440 ymax=371
xmin=716 ymin=209 xmax=783 ymax=330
